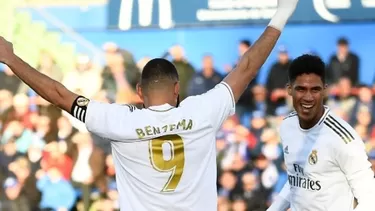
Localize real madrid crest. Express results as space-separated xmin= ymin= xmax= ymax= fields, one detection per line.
xmin=308 ymin=150 xmax=318 ymax=165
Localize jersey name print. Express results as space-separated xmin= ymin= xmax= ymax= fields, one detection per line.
xmin=76 ymin=82 xmax=236 ymax=211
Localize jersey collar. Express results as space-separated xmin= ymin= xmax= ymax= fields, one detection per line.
xmin=147 ymin=103 xmax=175 ymax=112
xmin=299 ymin=105 xmax=330 ymax=132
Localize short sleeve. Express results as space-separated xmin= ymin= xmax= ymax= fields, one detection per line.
xmin=188 ymin=82 xmax=235 ymax=130
xmin=84 ymin=100 xmax=137 ymax=140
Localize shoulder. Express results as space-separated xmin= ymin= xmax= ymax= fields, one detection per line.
xmin=279 ymin=111 xmax=298 ymax=135
xmin=322 ymin=112 xmax=358 ymax=146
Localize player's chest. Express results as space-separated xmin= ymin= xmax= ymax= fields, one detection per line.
xmin=282 ymin=138 xmax=335 ymax=177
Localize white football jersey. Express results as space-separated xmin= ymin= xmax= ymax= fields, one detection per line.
xmin=81 ymin=82 xmax=235 ymax=211
xmin=276 ymin=106 xmax=375 ymax=211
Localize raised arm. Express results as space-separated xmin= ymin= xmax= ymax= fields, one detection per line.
xmin=224 ymin=0 xmax=299 ymax=102
xmin=0 ymin=40 xmax=78 ymax=113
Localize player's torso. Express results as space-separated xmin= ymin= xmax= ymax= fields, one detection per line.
xmin=281 ymin=116 xmax=353 ymax=211
xmin=111 ymin=106 xmax=218 ymax=211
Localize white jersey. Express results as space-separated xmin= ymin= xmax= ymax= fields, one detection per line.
xmin=80 ymin=82 xmax=235 ymax=211
xmin=276 ymin=107 xmax=375 ymax=211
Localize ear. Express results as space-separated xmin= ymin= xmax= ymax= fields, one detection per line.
xmin=286 ymin=83 xmax=292 ymax=96
xmin=136 ymin=83 xmax=144 ymax=100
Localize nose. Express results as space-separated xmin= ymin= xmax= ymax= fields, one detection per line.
xmin=302 ymin=91 xmax=314 ymax=102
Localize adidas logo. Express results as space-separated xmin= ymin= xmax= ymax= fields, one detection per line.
xmin=284 ymin=146 xmax=289 ymax=154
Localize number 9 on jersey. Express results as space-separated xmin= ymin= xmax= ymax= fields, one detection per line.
xmin=149 ymin=134 xmax=185 ymax=192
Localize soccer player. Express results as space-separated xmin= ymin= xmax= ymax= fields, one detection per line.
xmin=267 ymin=55 xmax=375 ymax=211
xmin=0 ymin=0 xmax=299 ymax=210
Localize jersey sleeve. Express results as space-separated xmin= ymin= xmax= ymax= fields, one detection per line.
xmin=188 ymin=81 xmax=235 ymax=130
xmin=71 ymin=96 xmax=137 ymax=140
xmin=334 ymin=135 xmax=375 ymax=211
xmin=267 ymin=182 xmax=291 ymax=211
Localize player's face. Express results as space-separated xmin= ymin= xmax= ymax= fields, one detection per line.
xmin=288 ymin=73 xmax=326 ymax=128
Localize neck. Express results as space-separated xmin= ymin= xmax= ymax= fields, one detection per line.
xmin=300 ymin=106 xmax=325 ymax=129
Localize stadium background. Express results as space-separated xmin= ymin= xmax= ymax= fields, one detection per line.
xmin=0 ymin=0 xmax=375 ymax=210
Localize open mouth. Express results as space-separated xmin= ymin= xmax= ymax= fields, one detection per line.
xmin=301 ymin=104 xmax=314 ymax=111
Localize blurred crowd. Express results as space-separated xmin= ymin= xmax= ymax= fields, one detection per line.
xmin=0 ymin=36 xmax=375 ymax=211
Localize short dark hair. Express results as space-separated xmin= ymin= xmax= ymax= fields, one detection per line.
xmin=288 ymin=54 xmax=326 ymax=84
xmin=140 ymin=58 xmax=179 ymax=90
xmin=240 ymin=39 xmax=251 ymax=47
xmin=337 ymin=37 xmax=349 ymax=46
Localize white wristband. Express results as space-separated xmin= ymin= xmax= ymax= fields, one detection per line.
xmin=268 ymin=11 xmax=290 ymax=32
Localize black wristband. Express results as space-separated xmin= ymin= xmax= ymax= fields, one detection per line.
xmin=71 ymin=96 xmax=90 ymax=122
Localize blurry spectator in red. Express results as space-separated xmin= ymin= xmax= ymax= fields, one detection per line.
xmin=327 ymin=37 xmax=360 ymax=86
xmin=40 ymin=141 xmax=73 ymax=181
xmin=8 ymin=157 xmax=41 ymax=210
xmin=2 ymin=94 xmax=35 ymax=130
xmin=0 ymin=65 xmax=21 ymax=95
xmin=2 ymin=177 xmax=30 ymax=211
xmin=163 ymin=45 xmax=195 ymax=100
xmin=265 ymin=45 xmax=291 ymax=116
xmin=70 ymin=132 xmax=106 ymax=210
xmin=187 ymin=54 xmax=223 ymax=96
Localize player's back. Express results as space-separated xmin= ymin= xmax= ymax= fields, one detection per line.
xmin=84 ymin=82 xmax=235 ymax=211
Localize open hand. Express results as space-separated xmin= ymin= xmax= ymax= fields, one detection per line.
xmin=0 ymin=36 xmax=14 ymax=64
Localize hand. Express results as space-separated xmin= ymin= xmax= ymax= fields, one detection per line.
xmin=269 ymin=0 xmax=299 ymax=31
xmin=0 ymin=36 xmax=14 ymax=64
xmin=276 ymin=0 xmax=299 ymax=17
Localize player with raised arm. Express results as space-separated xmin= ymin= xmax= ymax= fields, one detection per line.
xmin=0 ymin=1 xmax=299 ymax=210
xmin=267 ymin=54 xmax=375 ymax=211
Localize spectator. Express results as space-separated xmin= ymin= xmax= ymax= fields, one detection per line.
xmin=265 ymin=45 xmax=291 ymax=116
xmin=70 ymin=132 xmax=106 ymax=210
xmin=187 ymin=54 xmax=223 ymax=96
xmin=327 ymin=37 xmax=360 ymax=86
xmin=164 ymin=45 xmax=195 ymax=100
xmin=62 ymin=54 xmax=103 ymax=99
xmin=37 ymin=167 xmax=76 ymax=211
xmin=2 ymin=177 xmax=30 ymax=211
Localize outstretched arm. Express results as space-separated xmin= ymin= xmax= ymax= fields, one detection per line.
xmin=224 ymin=0 xmax=299 ymax=102
xmin=0 ymin=46 xmax=78 ymax=113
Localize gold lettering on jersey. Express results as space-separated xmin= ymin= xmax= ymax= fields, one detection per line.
xmin=135 ymin=119 xmax=194 ymax=139
xmin=145 ymin=126 xmax=153 ymax=136
xmin=149 ymin=134 xmax=185 ymax=192
xmin=136 ymin=129 xmax=145 ymax=138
